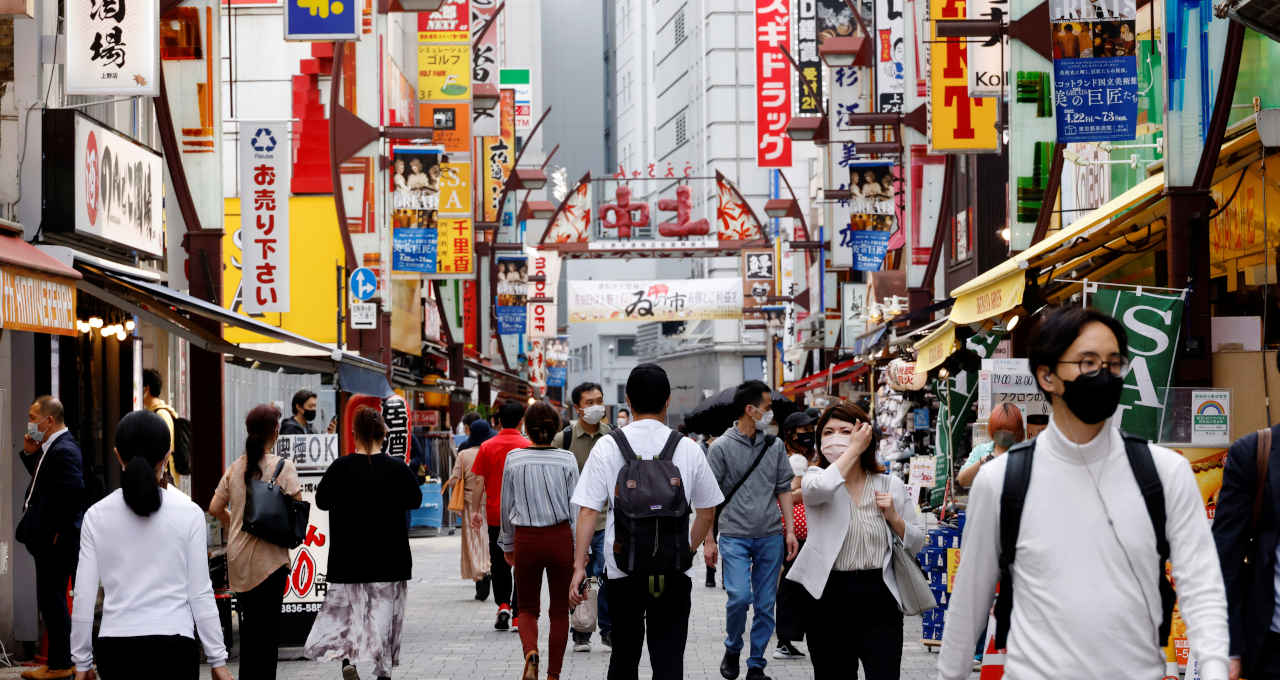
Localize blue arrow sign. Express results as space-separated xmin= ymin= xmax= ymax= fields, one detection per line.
xmin=349 ymin=267 xmax=377 ymax=302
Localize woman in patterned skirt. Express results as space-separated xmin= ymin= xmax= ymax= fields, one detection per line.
xmin=304 ymin=407 xmax=423 ymax=680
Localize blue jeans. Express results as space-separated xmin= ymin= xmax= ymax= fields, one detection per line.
xmin=720 ymin=533 xmax=785 ymax=670
xmin=585 ymin=528 xmax=611 ymax=636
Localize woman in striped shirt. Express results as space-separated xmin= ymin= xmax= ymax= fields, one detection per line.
xmin=499 ymin=401 xmax=579 ymax=680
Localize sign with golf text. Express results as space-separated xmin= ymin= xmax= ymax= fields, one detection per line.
xmin=1191 ymin=390 xmax=1230 ymax=446
xmin=1090 ymin=287 xmax=1185 ymax=442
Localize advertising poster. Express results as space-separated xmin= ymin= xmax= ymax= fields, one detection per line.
xmin=1050 ymin=0 xmax=1139 ymax=142
xmin=850 ymin=230 xmax=893 ymax=271
xmin=495 ymin=255 xmax=528 ymax=335
xmin=743 ymin=249 xmax=778 ymax=320
xmin=928 ymin=0 xmax=1000 ymax=152
xmin=796 ymin=0 xmax=823 ymax=114
xmin=391 ymin=146 xmax=447 ymax=212
xmin=847 ymin=161 xmax=897 ymax=215
xmin=281 ymin=472 xmax=329 ymax=614
xmin=417 ymin=0 xmax=470 ymax=42
xmin=568 ymin=279 xmax=745 ymax=323
xmin=754 ymin=0 xmax=793 ymax=167
xmin=417 ymin=43 xmax=471 ymax=101
xmin=67 ymin=0 xmax=160 ymax=96
xmin=876 ymin=0 xmax=906 ymax=111
xmin=546 ymin=336 xmax=569 ymax=388
xmin=238 ymin=122 xmax=290 ymax=314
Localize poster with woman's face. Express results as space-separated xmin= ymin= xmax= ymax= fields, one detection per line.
xmin=391 ymin=146 xmax=447 ymax=211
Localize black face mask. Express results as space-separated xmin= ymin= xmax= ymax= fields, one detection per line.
xmin=1059 ymin=370 xmax=1124 ymax=425
xmin=793 ymin=432 xmax=814 ymax=452
xmin=303 ymin=409 xmax=318 ymax=423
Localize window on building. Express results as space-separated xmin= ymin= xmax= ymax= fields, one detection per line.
xmin=616 ymin=338 xmax=636 ymax=356
xmin=617 ymin=384 xmax=627 ymax=404
xmin=744 ymin=356 xmax=766 ymax=383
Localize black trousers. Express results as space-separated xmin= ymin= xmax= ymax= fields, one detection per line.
xmin=808 ymin=570 xmax=903 ymax=680
xmin=775 ymin=539 xmax=811 ymax=643
xmin=96 ymin=635 xmax=199 ymax=680
xmin=1254 ymin=632 xmax=1280 ymax=679
xmin=606 ymin=574 xmax=692 ymax=680
xmin=32 ymin=536 xmax=78 ymax=670
xmin=487 ymin=525 xmax=517 ymax=611
xmin=237 ymin=566 xmax=288 ymax=680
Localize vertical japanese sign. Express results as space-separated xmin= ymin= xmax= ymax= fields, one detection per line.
xmin=1091 ymin=287 xmax=1185 ymax=442
xmin=876 ymin=0 xmax=906 ymax=111
xmin=67 ymin=0 xmax=160 ymax=96
xmin=1050 ymin=0 xmax=1138 ymax=142
xmin=382 ymin=395 xmax=410 ymax=463
xmin=743 ymin=249 xmax=778 ymax=320
xmin=1163 ymin=0 xmax=1227 ymax=187
xmin=239 ymin=122 xmax=291 ymax=314
xmin=1008 ymin=0 xmax=1057 ymax=250
xmin=418 ymin=0 xmax=470 ymax=41
xmin=482 ymin=89 xmax=516 ymax=223
xmin=928 ymin=0 xmax=1000 ymax=152
xmin=526 ymin=246 xmax=562 ymax=338
xmin=755 ymin=0 xmax=793 ymax=168
xmin=796 ymin=0 xmax=823 ymax=115
xmin=284 ymin=0 xmax=357 ymax=40
xmin=471 ymin=0 xmax=502 ymax=136
xmin=501 ymin=68 xmax=535 ymax=135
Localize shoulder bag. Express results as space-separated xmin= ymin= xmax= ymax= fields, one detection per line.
xmin=881 ymin=475 xmax=936 ymax=615
xmin=243 ymin=458 xmax=310 ymax=549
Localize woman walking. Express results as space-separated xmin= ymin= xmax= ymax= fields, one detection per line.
xmin=446 ymin=418 xmax=495 ymax=600
xmin=304 ymin=407 xmax=423 ymax=680
xmin=785 ymin=402 xmax=925 ymax=680
xmin=210 ymin=404 xmax=302 ymax=680
xmin=71 ymin=410 xmax=231 ymax=680
xmin=498 ymin=402 xmax=579 ymax=680
xmin=773 ymin=411 xmax=817 ymax=660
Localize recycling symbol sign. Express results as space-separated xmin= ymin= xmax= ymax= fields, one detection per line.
xmin=250 ymin=128 xmax=277 ymax=152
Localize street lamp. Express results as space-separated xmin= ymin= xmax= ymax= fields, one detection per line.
xmin=786 ymin=115 xmax=829 ymax=143
xmin=508 ymin=167 xmax=548 ymax=191
xmin=518 ymin=199 xmax=557 ymax=221
xmin=473 ymin=83 xmax=500 ymax=111
xmin=394 ymin=0 xmax=446 ymax=9
xmin=764 ymin=198 xmax=803 ymax=220
xmin=819 ymin=35 xmax=866 ymax=67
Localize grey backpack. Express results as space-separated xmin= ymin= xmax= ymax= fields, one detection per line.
xmin=611 ymin=430 xmax=693 ymax=576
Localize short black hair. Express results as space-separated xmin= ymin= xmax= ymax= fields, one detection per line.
xmin=1028 ymin=305 xmax=1129 ymax=398
xmin=625 ymin=364 xmax=670 ymax=415
xmin=462 ymin=411 xmax=482 ymax=427
xmin=291 ymin=389 xmax=317 ymax=415
xmin=571 ymin=382 xmax=604 ymax=407
xmin=732 ymin=380 xmax=771 ymax=417
xmin=498 ymin=400 xmax=527 ymax=428
xmin=142 ymin=368 xmax=162 ymax=397
xmin=523 ymin=401 xmax=561 ymax=445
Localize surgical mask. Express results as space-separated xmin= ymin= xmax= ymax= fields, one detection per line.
xmin=992 ymin=430 xmax=1017 ymax=449
xmin=1059 ymin=369 xmax=1124 ymax=425
xmin=26 ymin=421 xmax=44 ymax=443
xmin=303 ymin=409 xmax=317 ymax=422
xmin=754 ymin=408 xmax=773 ymax=430
xmin=821 ymin=434 xmax=851 ymax=463
xmin=617 ymin=415 xmax=630 ymax=427
xmin=581 ymin=405 xmax=606 ymax=425
xmin=794 ymin=432 xmax=815 ymax=452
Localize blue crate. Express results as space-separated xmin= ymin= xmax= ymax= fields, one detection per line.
xmin=922 ymin=624 xmax=935 ymax=641
xmin=409 ymin=481 xmax=442 ymax=529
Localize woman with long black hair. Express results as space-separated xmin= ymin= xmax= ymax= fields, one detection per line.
xmin=210 ymin=404 xmax=302 ymax=680
xmin=71 ymin=410 xmax=231 ymax=680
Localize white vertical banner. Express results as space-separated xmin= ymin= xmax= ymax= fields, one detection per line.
xmin=239 ymin=122 xmax=291 ymax=314
xmin=526 ymin=245 xmax=561 ymax=338
xmin=67 ymin=0 xmax=161 ymax=96
xmin=966 ymin=0 xmax=1008 ymax=97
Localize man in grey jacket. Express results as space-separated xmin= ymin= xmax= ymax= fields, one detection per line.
xmin=704 ymin=380 xmax=799 ymax=680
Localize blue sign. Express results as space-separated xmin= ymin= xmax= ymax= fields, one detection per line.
xmin=392 ymin=228 xmax=438 ymax=273
xmin=1054 ymin=56 xmax=1138 ymax=143
xmin=850 ymin=230 xmax=892 ymax=271
xmin=349 ymin=267 xmax=377 ymax=302
xmin=284 ymin=0 xmax=357 ymax=41
xmin=496 ymin=306 xmax=526 ymax=335
xmin=914 ymin=408 xmax=931 ymax=431
xmin=547 ymin=365 xmax=567 ymax=388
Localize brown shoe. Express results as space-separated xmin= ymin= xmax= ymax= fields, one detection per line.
xmin=521 ymin=650 xmax=539 ymax=680
xmin=22 ymin=667 xmax=74 ymax=680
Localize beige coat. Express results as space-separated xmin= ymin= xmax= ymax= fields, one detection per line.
xmin=447 ymin=446 xmax=490 ymax=580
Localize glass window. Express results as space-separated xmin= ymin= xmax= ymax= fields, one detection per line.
xmin=617 ymin=384 xmax=627 ymax=404
xmin=743 ymin=355 xmax=766 ymax=383
xmin=617 ymin=338 xmax=636 ymax=356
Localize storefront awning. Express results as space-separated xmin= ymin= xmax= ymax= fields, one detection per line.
xmin=913 ymin=321 xmax=956 ymax=376
xmin=849 ymin=326 xmax=888 ymax=356
xmin=780 ymin=358 xmax=868 ymax=397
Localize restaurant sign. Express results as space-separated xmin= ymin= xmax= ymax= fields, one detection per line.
xmin=0 ymin=266 xmax=77 ymax=337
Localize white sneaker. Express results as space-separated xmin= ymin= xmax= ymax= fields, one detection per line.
xmin=574 ymin=640 xmax=591 ymax=653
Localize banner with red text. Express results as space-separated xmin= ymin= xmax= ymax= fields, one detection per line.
xmin=755 ymin=0 xmax=793 ymax=167
xmin=239 ymin=122 xmax=290 ymax=313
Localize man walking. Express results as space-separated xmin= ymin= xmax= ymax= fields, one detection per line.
xmin=704 ymin=380 xmax=798 ymax=680
xmin=471 ymin=400 xmax=531 ymax=630
xmin=569 ymin=364 xmax=723 ymax=680
xmin=552 ymin=381 xmax=614 ymax=652
xmin=939 ymin=306 xmax=1229 ymax=679
xmin=280 ymin=389 xmax=318 ymax=435
xmin=16 ymin=396 xmax=85 ymax=680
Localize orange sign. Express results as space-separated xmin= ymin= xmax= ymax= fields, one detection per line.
xmin=0 ymin=266 xmax=77 ymax=336
xmin=929 ymin=0 xmax=1000 ymax=153
xmin=418 ymin=102 xmax=470 ymax=152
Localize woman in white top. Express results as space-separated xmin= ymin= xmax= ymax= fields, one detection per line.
xmin=785 ymin=401 xmax=925 ymax=680
xmin=71 ymin=410 xmax=231 ymax=680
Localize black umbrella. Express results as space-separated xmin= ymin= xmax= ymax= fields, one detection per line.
xmin=684 ymin=387 xmax=796 ymax=437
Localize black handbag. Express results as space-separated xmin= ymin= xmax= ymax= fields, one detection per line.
xmin=243 ymin=458 xmax=309 ymax=549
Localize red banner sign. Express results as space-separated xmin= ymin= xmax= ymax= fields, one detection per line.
xmin=754 ymin=0 xmax=792 ymax=168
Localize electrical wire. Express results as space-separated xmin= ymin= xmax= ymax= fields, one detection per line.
xmin=1206 ymin=160 xmax=1251 ymax=222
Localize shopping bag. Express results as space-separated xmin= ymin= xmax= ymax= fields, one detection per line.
xmin=446 ymin=478 xmax=465 ymax=513
xmin=571 ymin=577 xmax=598 ymax=633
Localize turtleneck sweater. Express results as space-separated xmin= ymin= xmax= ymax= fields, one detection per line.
xmin=938 ymin=418 xmax=1229 ymax=680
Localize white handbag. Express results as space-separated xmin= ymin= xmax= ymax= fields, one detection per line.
xmin=571 ymin=577 xmax=599 ymax=633
xmin=879 ymin=476 xmax=937 ymax=616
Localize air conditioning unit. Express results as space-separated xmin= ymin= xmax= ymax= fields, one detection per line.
xmin=1225 ymin=0 xmax=1280 ymax=43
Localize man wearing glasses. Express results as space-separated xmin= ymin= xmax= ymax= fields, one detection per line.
xmin=938 ymin=306 xmax=1229 ymax=680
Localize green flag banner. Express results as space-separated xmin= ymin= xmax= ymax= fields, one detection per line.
xmin=931 ymin=332 xmax=1003 ymax=506
xmin=1090 ymin=287 xmax=1185 ymax=442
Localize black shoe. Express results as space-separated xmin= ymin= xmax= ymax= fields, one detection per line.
xmin=745 ymin=668 xmax=771 ymax=680
xmin=773 ymin=642 xmax=805 ymax=659
xmin=475 ymin=575 xmax=491 ymax=601
xmin=705 ymin=566 xmax=717 ymax=588
xmin=720 ymin=651 xmax=740 ymax=680
xmin=601 ymin=631 xmax=612 ymax=648
xmin=495 ymin=607 xmax=511 ymax=631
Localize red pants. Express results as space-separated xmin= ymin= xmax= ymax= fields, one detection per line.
xmin=513 ymin=522 xmax=573 ymax=678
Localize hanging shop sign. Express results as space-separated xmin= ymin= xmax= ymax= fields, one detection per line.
xmin=876 ymin=0 xmax=906 ymax=111
xmin=796 ymin=0 xmax=823 ymax=114
xmin=495 ymin=254 xmax=528 ymax=335
xmin=1050 ymin=0 xmax=1138 ymax=142
xmin=1007 ymin=0 xmax=1058 ymax=251
xmin=470 ymin=0 xmax=501 ymax=137
xmin=382 ymin=395 xmax=411 ymax=462
xmin=908 ymin=151 xmax=944 ymax=285
xmin=526 ymin=246 xmax=562 ymax=338
xmin=439 ymin=279 xmax=479 ymax=354
xmin=966 ymin=0 xmax=1007 ymax=97
xmin=888 ymin=358 xmax=927 ymax=391
xmin=392 ymin=216 xmax=474 ymax=277
xmin=743 ymin=249 xmax=778 ymax=320
xmin=0 ymin=266 xmax=77 ymax=337
xmin=66 ymin=0 xmax=160 ymax=95
xmin=568 ymin=278 xmax=745 ymax=323
xmin=418 ymin=103 xmax=470 ymax=152
xmin=977 ymin=358 xmax=1051 ymax=421
xmin=281 ymin=473 xmax=329 ymax=614
xmin=283 ymin=0 xmax=357 ymax=40
xmin=928 ymin=0 xmax=1000 ymax=152
xmin=417 ymin=43 xmax=471 ymax=101
xmin=842 ymin=282 xmax=869 ymax=344
xmin=418 ymin=0 xmax=470 ymax=42
xmin=754 ymin=0 xmax=793 ymax=167
xmin=850 ymin=230 xmax=893 ymax=271
xmin=238 ymin=121 xmax=291 ymax=314
xmin=385 ymin=51 xmax=418 ymax=127
xmin=501 ymin=68 xmax=535 ymax=134
xmin=1163 ymin=0 xmax=1227 ymax=187
xmin=1091 ymin=286 xmax=1185 ymax=442
xmin=546 ymin=335 xmax=569 ymax=388
xmin=481 ymin=89 xmax=516 ymax=223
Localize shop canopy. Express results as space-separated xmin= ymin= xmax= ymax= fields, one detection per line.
xmin=780 ymin=357 xmax=870 ymax=397
xmin=77 ymin=265 xmax=392 ymax=394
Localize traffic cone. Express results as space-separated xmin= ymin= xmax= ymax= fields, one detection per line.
xmin=979 ymin=612 xmax=1006 ymax=680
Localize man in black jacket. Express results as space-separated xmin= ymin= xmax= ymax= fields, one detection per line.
xmin=16 ymin=396 xmax=84 ymax=680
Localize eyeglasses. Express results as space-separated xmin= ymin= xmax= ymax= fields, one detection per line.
xmin=1057 ymin=353 xmax=1131 ymax=378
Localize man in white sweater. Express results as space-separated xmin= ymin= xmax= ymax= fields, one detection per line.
xmin=938 ymin=306 xmax=1229 ymax=680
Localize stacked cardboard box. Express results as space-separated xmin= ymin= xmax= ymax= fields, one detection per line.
xmin=917 ymin=513 xmax=965 ymax=642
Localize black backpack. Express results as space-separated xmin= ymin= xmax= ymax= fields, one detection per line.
xmin=993 ymin=431 xmax=1175 ymax=649
xmin=154 ymin=405 xmax=193 ymax=476
xmin=610 ymin=429 xmax=693 ymax=577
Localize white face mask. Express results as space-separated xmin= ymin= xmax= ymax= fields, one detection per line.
xmin=581 ymin=404 xmax=606 ymax=425
xmin=26 ymin=421 xmax=45 ymax=443
xmin=754 ymin=408 xmax=773 ymax=430
xmin=820 ymin=434 xmax=851 ymax=463
xmin=617 ymin=415 xmax=630 ymax=427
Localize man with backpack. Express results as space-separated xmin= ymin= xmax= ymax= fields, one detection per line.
xmin=142 ymin=369 xmax=191 ymax=487
xmin=569 ymin=364 xmax=724 ymax=680
xmin=703 ymin=380 xmax=798 ymax=680
xmin=938 ymin=306 xmax=1229 ymax=679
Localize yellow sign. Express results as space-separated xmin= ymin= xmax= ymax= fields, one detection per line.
xmin=914 ymin=322 xmax=956 ymax=375
xmin=439 ymin=161 xmax=472 ymax=215
xmin=223 ymin=196 xmax=345 ymax=344
xmin=950 ymin=272 xmax=1026 ymax=325
xmin=946 ymin=548 xmax=961 ymax=592
xmin=1210 ymin=155 xmax=1280 ymax=267
xmin=435 ymin=217 xmax=475 ymax=276
xmin=417 ymin=44 xmax=470 ymax=101
xmin=929 ymin=0 xmax=1000 ymax=153
xmin=0 ymin=266 xmax=76 ymax=336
